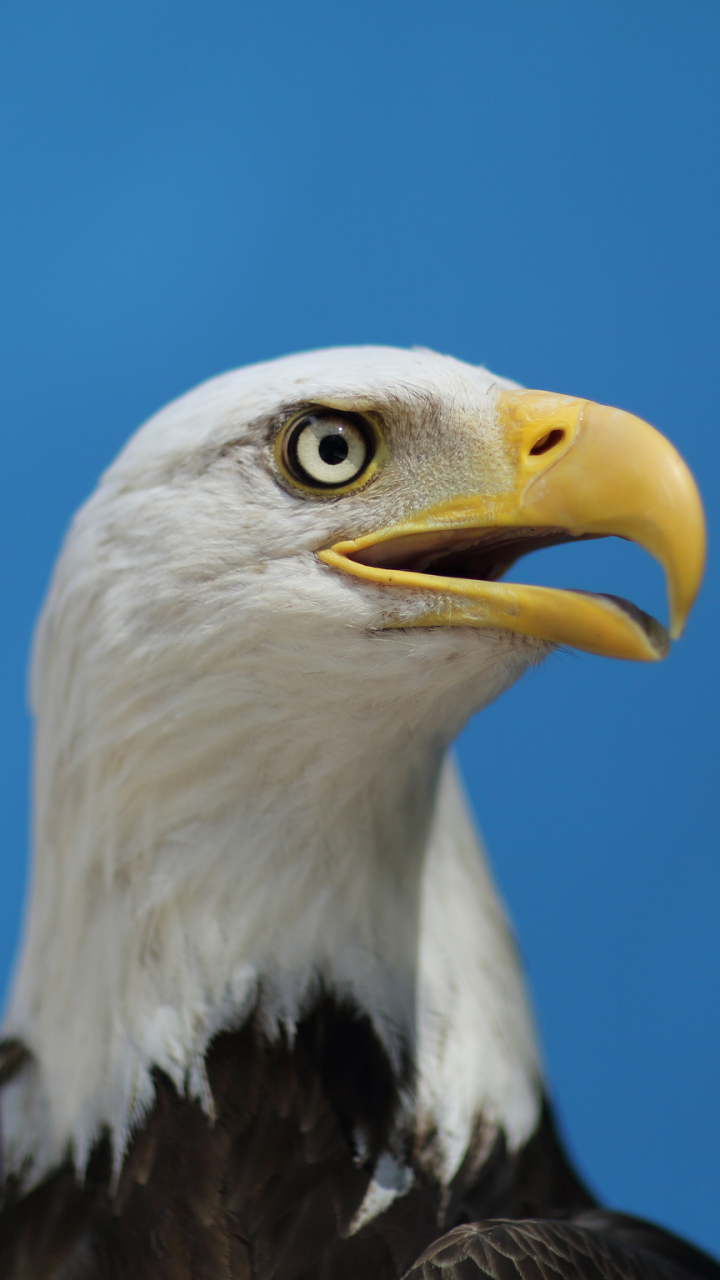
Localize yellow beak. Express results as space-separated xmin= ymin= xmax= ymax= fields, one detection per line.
xmin=318 ymin=390 xmax=706 ymax=661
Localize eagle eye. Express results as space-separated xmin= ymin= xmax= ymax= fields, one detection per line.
xmin=281 ymin=412 xmax=375 ymax=490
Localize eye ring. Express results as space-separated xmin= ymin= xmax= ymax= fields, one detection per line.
xmin=277 ymin=410 xmax=380 ymax=493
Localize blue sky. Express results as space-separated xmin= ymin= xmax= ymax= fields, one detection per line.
xmin=1 ymin=0 xmax=719 ymax=1254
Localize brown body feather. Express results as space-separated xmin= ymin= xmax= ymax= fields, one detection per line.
xmin=0 ymin=997 xmax=594 ymax=1279
xmin=1 ymin=1000 xmax=716 ymax=1280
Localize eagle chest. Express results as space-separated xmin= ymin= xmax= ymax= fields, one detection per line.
xmin=0 ymin=999 xmax=587 ymax=1279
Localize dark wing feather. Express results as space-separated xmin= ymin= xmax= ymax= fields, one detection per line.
xmin=403 ymin=1219 xmax=720 ymax=1280
xmin=572 ymin=1213 xmax=720 ymax=1280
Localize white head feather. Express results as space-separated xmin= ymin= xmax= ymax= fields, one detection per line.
xmin=2 ymin=347 xmax=544 ymax=1191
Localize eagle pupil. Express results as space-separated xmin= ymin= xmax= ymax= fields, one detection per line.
xmin=319 ymin=434 xmax=349 ymax=466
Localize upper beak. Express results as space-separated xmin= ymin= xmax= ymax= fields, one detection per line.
xmin=317 ymin=390 xmax=706 ymax=661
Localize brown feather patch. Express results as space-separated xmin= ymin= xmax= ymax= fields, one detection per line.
xmin=0 ymin=996 xmax=595 ymax=1279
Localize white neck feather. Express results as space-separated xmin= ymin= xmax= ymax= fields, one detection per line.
xmin=3 ymin=611 xmax=540 ymax=1187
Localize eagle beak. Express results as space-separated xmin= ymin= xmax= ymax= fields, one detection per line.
xmin=318 ymin=391 xmax=706 ymax=661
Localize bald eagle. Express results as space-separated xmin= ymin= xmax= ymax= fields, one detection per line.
xmin=0 ymin=347 xmax=714 ymax=1280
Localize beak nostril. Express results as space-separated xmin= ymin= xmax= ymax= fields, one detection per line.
xmin=530 ymin=428 xmax=565 ymax=457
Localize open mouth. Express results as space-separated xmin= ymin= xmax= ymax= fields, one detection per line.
xmin=319 ymin=523 xmax=672 ymax=661
xmin=347 ymin=525 xmax=592 ymax=582
xmin=346 ymin=525 xmax=664 ymax=645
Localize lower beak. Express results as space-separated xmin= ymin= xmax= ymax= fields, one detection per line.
xmin=318 ymin=390 xmax=705 ymax=661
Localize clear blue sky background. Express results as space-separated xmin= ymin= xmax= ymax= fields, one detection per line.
xmin=1 ymin=0 xmax=719 ymax=1255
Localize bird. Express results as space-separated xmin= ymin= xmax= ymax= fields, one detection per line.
xmin=0 ymin=345 xmax=714 ymax=1280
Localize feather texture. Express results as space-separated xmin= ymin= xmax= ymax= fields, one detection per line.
xmin=404 ymin=1218 xmax=720 ymax=1280
xmin=0 ymin=999 xmax=590 ymax=1278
